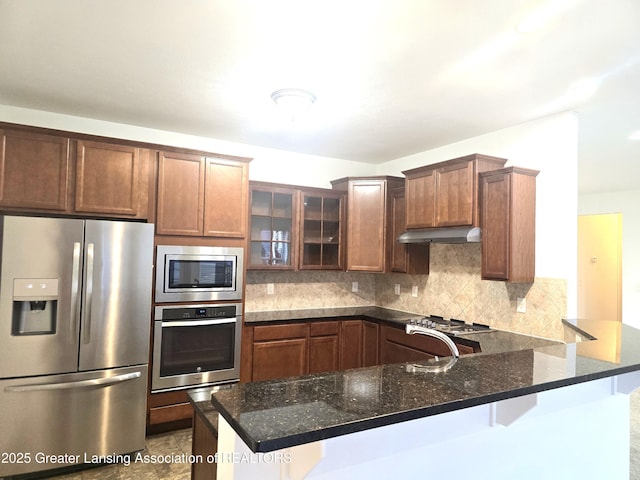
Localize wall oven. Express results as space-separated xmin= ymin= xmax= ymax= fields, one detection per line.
xmin=155 ymin=245 xmax=243 ymax=303
xmin=151 ymin=303 xmax=242 ymax=392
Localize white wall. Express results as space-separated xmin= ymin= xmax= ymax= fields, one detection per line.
xmin=376 ymin=112 xmax=579 ymax=316
xmin=0 ymin=105 xmax=373 ymax=189
xmin=579 ymin=190 xmax=640 ymax=328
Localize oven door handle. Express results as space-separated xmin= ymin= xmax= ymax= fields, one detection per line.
xmin=160 ymin=318 xmax=238 ymax=328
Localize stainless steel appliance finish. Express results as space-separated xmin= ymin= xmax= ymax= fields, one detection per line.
xmin=397 ymin=226 xmax=481 ymax=244
xmin=155 ymin=245 xmax=244 ymax=303
xmin=0 ymin=215 xmax=154 ymax=477
xmin=152 ymin=303 xmax=242 ymax=392
xmin=407 ymin=316 xmax=492 ymax=335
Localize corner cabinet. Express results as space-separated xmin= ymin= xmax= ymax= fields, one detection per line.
xmin=248 ymin=183 xmax=298 ymax=269
xmin=403 ymin=154 xmax=507 ymax=229
xmin=480 ymin=167 xmax=539 ymax=282
xmin=299 ymin=189 xmax=344 ymax=270
xmin=156 ymin=151 xmax=249 ymax=238
xmin=331 ymin=176 xmax=404 ymax=272
xmin=380 ymin=324 xmax=478 ymax=364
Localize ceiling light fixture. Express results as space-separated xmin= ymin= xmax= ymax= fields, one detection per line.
xmin=271 ymin=88 xmax=316 ymax=120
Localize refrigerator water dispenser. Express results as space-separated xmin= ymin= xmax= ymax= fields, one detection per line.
xmin=11 ymin=278 xmax=58 ymax=335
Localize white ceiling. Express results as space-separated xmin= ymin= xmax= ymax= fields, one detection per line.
xmin=1 ymin=0 xmax=639 ymax=194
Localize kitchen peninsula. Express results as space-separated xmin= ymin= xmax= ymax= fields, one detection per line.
xmin=191 ymin=317 xmax=640 ymax=480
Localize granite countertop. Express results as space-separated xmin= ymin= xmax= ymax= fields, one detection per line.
xmin=244 ymin=305 xmax=414 ymax=324
xmin=244 ymin=306 xmax=561 ymax=355
xmin=208 ymin=318 xmax=640 ymax=453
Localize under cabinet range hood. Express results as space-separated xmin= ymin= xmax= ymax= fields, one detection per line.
xmin=397 ymin=226 xmax=481 ymax=244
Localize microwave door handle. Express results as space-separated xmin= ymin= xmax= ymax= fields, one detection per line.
xmin=70 ymin=242 xmax=82 ymax=344
xmin=83 ymin=243 xmax=95 ymax=344
xmin=161 ymin=318 xmax=237 ymax=328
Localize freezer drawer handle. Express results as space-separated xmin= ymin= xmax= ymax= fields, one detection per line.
xmin=4 ymin=371 xmax=141 ymax=393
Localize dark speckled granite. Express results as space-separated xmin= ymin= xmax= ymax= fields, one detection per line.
xmin=245 ymin=306 xmax=561 ymax=355
xmin=207 ymin=318 xmax=640 ymax=453
xmin=244 ymin=306 xmax=416 ymax=324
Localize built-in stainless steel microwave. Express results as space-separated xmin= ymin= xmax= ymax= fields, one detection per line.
xmin=155 ymin=245 xmax=243 ymax=303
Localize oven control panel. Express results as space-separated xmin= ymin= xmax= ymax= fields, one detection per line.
xmin=155 ymin=303 xmax=241 ymax=321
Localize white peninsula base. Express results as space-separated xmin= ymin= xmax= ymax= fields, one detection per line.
xmin=216 ymin=372 xmax=640 ymax=480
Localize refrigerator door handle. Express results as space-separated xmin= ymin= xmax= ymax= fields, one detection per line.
xmin=83 ymin=243 xmax=95 ymax=345
xmin=4 ymin=371 xmax=142 ymax=393
xmin=70 ymin=242 xmax=82 ymax=344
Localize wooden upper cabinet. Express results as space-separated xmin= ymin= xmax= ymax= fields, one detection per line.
xmin=0 ymin=127 xmax=151 ymax=219
xmin=390 ymin=188 xmax=429 ymax=274
xmin=436 ymin=160 xmax=474 ymax=226
xmin=480 ymin=167 xmax=538 ymax=282
xmin=299 ymin=189 xmax=343 ymax=270
xmin=403 ymin=154 xmax=507 ymax=229
xmin=248 ymin=183 xmax=298 ymax=270
xmin=75 ymin=140 xmax=141 ymax=216
xmin=156 ymin=151 xmax=250 ymax=238
xmin=156 ymin=151 xmax=205 ymax=236
xmin=203 ymin=157 xmax=248 ymax=238
xmin=0 ymin=129 xmax=70 ymax=211
xmin=331 ymin=176 xmax=404 ymax=273
xmin=405 ymin=168 xmax=436 ymax=229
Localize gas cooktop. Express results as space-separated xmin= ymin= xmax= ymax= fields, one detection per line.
xmin=407 ymin=315 xmax=492 ymax=335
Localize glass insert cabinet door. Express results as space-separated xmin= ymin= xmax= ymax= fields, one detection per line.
xmin=300 ymin=192 xmax=342 ymax=269
xmin=249 ymin=187 xmax=297 ymax=269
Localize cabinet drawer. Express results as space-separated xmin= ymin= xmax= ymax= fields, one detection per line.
xmin=309 ymin=321 xmax=340 ymax=337
xmin=148 ymin=402 xmax=193 ymax=425
xmin=253 ymin=323 xmax=308 ymax=341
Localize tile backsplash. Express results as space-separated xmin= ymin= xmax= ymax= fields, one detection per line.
xmin=245 ymin=271 xmax=376 ymax=311
xmin=245 ymin=244 xmax=567 ymax=341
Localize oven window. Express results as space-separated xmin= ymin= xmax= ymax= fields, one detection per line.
xmin=168 ymin=260 xmax=234 ymax=288
xmin=159 ymin=322 xmax=235 ymax=376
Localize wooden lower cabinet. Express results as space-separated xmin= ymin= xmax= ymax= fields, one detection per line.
xmin=244 ymin=319 xmax=376 ymax=382
xmin=309 ymin=322 xmax=340 ymax=374
xmin=380 ymin=324 xmax=478 ymax=363
xmin=252 ymin=338 xmax=308 ymax=381
xmin=251 ymin=323 xmax=308 ymax=381
xmin=243 ymin=319 xmax=476 ymax=383
xmin=339 ymin=320 xmax=363 ymax=370
xmin=362 ymin=321 xmax=380 ymax=367
xmin=192 ymin=410 xmax=218 ymax=480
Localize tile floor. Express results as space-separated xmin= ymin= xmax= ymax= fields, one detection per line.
xmin=29 ymin=391 xmax=640 ymax=479
xmin=42 ymin=429 xmax=192 ymax=480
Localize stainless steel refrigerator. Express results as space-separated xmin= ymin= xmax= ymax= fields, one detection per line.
xmin=0 ymin=215 xmax=154 ymax=477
